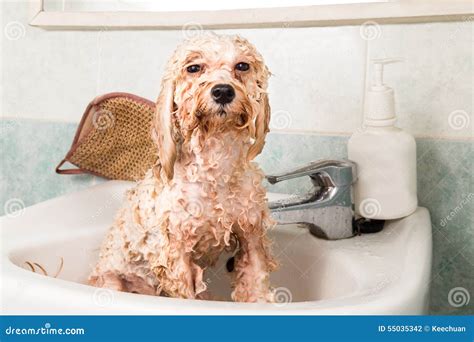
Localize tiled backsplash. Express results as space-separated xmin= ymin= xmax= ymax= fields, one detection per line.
xmin=1 ymin=118 xmax=472 ymax=314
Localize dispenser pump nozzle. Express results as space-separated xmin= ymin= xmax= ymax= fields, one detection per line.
xmin=371 ymin=58 xmax=402 ymax=89
xmin=364 ymin=58 xmax=403 ymax=127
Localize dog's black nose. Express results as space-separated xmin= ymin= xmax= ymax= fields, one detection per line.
xmin=211 ymin=84 xmax=235 ymax=105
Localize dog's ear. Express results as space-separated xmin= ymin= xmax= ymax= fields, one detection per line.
xmin=248 ymin=90 xmax=271 ymax=160
xmin=152 ymin=74 xmax=178 ymax=181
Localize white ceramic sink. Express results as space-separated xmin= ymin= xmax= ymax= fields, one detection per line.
xmin=0 ymin=181 xmax=432 ymax=314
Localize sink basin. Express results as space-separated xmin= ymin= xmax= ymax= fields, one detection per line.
xmin=0 ymin=181 xmax=432 ymax=314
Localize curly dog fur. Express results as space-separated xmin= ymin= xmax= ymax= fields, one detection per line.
xmin=89 ymin=34 xmax=277 ymax=302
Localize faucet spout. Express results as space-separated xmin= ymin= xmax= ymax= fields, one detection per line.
xmin=266 ymin=160 xmax=357 ymax=240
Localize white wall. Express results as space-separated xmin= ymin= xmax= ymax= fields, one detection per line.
xmin=1 ymin=1 xmax=472 ymax=139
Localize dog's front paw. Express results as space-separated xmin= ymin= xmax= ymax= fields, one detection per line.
xmin=196 ymin=291 xmax=213 ymax=301
xmin=231 ymin=288 xmax=275 ymax=303
xmin=264 ymin=289 xmax=276 ymax=303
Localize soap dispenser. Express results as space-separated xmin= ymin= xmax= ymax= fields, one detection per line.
xmin=348 ymin=58 xmax=417 ymax=220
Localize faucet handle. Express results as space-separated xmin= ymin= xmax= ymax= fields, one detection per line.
xmin=266 ymin=159 xmax=356 ymax=186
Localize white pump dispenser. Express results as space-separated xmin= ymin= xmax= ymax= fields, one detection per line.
xmin=348 ymin=58 xmax=417 ymax=220
xmin=364 ymin=59 xmax=401 ymax=126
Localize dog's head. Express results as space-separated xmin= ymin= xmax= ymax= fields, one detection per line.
xmin=152 ymin=34 xmax=271 ymax=180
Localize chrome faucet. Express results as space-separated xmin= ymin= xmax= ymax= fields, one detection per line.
xmin=266 ymin=159 xmax=357 ymax=240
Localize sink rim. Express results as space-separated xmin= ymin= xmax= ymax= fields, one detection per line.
xmin=0 ymin=181 xmax=432 ymax=314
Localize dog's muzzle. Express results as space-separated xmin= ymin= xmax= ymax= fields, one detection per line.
xmin=211 ymin=84 xmax=235 ymax=105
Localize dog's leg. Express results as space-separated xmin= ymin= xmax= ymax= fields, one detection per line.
xmin=89 ymin=271 xmax=157 ymax=296
xmin=158 ymin=251 xmax=206 ymax=299
xmin=122 ymin=274 xmax=157 ymax=295
xmin=231 ymin=233 xmax=275 ymax=303
xmin=88 ymin=271 xmax=125 ymax=291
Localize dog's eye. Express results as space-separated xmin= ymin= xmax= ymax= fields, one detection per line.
xmin=186 ymin=64 xmax=201 ymax=73
xmin=235 ymin=62 xmax=250 ymax=72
